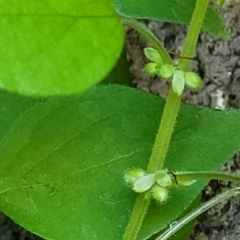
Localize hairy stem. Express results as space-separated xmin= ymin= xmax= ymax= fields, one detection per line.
xmin=122 ymin=194 xmax=150 ymax=240
xmin=123 ymin=0 xmax=209 ymax=239
xmin=147 ymin=89 xmax=181 ymax=171
xmin=179 ymin=0 xmax=209 ymax=71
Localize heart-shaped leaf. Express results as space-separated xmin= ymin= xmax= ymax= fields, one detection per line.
xmin=113 ymin=0 xmax=229 ymax=39
xmin=0 ymin=85 xmax=240 ymax=239
xmin=0 ymin=0 xmax=123 ymax=96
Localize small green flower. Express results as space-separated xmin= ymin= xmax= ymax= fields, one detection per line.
xmin=159 ymin=64 xmax=174 ymax=79
xmin=172 ymin=70 xmax=185 ymax=96
xmin=152 ymin=185 xmax=169 ymax=203
xmin=144 ymin=47 xmax=163 ymax=66
xmin=155 ymin=170 xmax=172 ymax=187
xmin=184 ymin=72 xmax=202 ymax=89
xmin=144 ymin=62 xmax=159 ymax=76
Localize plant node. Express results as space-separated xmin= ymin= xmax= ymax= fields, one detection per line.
xmin=143 ymin=47 xmax=202 ymax=96
xmin=124 ymin=169 xmax=197 ymax=203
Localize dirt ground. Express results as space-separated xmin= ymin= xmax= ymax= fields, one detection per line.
xmin=1 ymin=1 xmax=240 ymax=239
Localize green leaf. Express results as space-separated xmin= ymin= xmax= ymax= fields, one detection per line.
xmin=0 ymin=90 xmax=43 ymax=145
xmin=0 ymin=85 xmax=240 ymax=239
xmin=101 ymin=48 xmax=132 ymax=85
xmin=113 ymin=0 xmax=230 ymax=39
xmin=0 ymin=0 xmax=123 ymax=96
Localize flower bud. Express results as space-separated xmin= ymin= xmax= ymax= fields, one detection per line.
xmin=152 ymin=185 xmax=169 ymax=203
xmin=144 ymin=62 xmax=159 ymax=75
xmin=184 ymin=72 xmax=202 ymax=89
xmin=158 ymin=64 xmax=174 ymax=79
xmin=124 ymin=169 xmax=145 ymax=184
xmin=144 ymin=47 xmax=163 ymax=65
xmin=216 ymin=0 xmax=225 ymax=6
xmin=177 ymin=179 xmax=197 ymax=187
xmin=155 ymin=170 xmax=172 ymax=187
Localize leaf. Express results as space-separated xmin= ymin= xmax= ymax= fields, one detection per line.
xmin=113 ymin=0 xmax=230 ymax=39
xmin=0 ymin=90 xmax=43 ymax=145
xmin=0 ymin=0 xmax=123 ymax=96
xmin=101 ymin=48 xmax=132 ymax=85
xmin=0 ymin=84 xmax=240 ymax=239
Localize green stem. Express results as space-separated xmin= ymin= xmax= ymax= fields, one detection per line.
xmin=121 ymin=18 xmax=172 ymax=64
xmin=147 ymin=89 xmax=181 ymax=172
xmin=122 ymin=194 xmax=150 ymax=240
xmin=175 ymin=171 xmax=240 ymax=184
xmin=123 ymin=1 xmax=209 ymax=239
xmin=179 ymin=0 xmax=209 ymax=71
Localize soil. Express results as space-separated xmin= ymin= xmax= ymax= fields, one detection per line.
xmin=1 ymin=0 xmax=240 ymax=239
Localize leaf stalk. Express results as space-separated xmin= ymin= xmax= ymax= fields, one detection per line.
xmin=121 ymin=18 xmax=172 ymax=64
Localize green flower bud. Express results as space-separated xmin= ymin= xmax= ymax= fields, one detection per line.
xmin=177 ymin=179 xmax=197 ymax=187
xmin=132 ymin=173 xmax=155 ymax=193
xmin=144 ymin=47 xmax=163 ymax=65
xmin=152 ymin=185 xmax=169 ymax=203
xmin=216 ymin=0 xmax=225 ymax=6
xmin=172 ymin=70 xmax=185 ymax=96
xmin=155 ymin=170 xmax=172 ymax=187
xmin=124 ymin=169 xmax=145 ymax=184
xmin=184 ymin=72 xmax=202 ymax=89
xmin=144 ymin=62 xmax=159 ymax=76
xmin=158 ymin=64 xmax=174 ymax=79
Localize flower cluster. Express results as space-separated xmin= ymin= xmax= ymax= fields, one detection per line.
xmin=144 ymin=47 xmax=202 ymax=96
xmin=124 ymin=169 xmax=197 ymax=203
xmin=124 ymin=169 xmax=172 ymax=203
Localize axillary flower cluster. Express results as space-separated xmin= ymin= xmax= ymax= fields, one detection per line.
xmin=144 ymin=47 xmax=202 ymax=96
xmin=124 ymin=169 xmax=196 ymax=203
